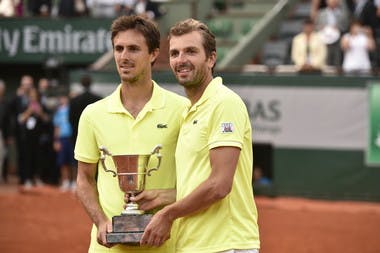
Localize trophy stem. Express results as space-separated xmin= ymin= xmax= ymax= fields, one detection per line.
xmin=122 ymin=193 xmax=144 ymax=215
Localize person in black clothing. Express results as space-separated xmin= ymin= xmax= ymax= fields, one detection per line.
xmin=69 ymin=74 xmax=101 ymax=147
xmin=10 ymin=75 xmax=34 ymax=188
xmin=0 ymin=80 xmax=11 ymax=183
xmin=17 ymin=87 xmax=50 ymax=189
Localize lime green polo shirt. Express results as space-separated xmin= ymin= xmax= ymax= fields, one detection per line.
xmin=175 ymin=77 xmax=260 ymax=253
xmin=75 ymin=81 xmax=189 ymax=253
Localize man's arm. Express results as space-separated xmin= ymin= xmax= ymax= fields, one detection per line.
xmin=141 ymin=146 xmax=240 ymax=247
xmin=76 ymin=161 xmax=113 ymax=248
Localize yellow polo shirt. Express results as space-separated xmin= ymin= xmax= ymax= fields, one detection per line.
xmin=175 ymin=77 xmax=260 ymax=253
xmin=75 ymin=81 xmax=189 ymax=253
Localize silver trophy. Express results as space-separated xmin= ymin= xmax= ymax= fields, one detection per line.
xmin=99 ymin=144 xmax=162 ymax=244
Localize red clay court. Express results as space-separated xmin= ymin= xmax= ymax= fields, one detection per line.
xmin=1 ymin=178 xmax=380 ymax=253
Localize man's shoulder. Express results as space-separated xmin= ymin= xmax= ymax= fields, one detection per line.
xmin=212 ymin=83 xmax=246 ymax=108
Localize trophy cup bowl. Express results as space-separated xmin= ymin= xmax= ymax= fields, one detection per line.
xmin=99 ymin=144 xmax=162 ymax=244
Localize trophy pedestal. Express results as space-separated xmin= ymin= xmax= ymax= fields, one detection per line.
xmin=106 ymin=214 xmax=152 ymax=244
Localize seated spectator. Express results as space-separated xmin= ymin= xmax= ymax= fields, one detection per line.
xmin=350 ymin=0 xmax=379 ymax=36
xmin=315 ymin=0 xmax=349 ymax=68
xmin=87 ymin=0 xmax=124 ymax=18
xmin=291 ymin=19 xmax=327 ymax=73
xmin=130 ymin=0 xmax=163 ymax=20
xmin=58 ymin=0 xmax=88 ymax=17
xmin=0 ymin=0 xmax=20 ymax=17
xmin=341 ymin=20 xmax=376 ymax=74
xmin=26 ymin=0 xmax=52 ymax=17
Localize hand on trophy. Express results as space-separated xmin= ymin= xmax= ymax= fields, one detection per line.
xmin=126 ymin=189 xmax=176 ymax=211
xmin=96 ymin=220 xmax=114 ymax=248
xmin=140 ymin=208 xmax=174 ymax=247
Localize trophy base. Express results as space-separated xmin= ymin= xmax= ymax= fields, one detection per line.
xmin=107 ymin=214 xmax=152 ymax=244
xmin=106 ymin=232 xmax=144 ymax=245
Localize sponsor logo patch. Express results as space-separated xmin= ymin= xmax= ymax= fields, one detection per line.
xmin=221 ymin=122 xmax=234 ymax=133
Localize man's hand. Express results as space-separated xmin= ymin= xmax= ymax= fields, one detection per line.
xmin=125 ymin=189 xmax=176 ymax=211
xmin=140 ymin=208 xmax=173 ymax=247
xmin=96 ymin=220 xmax=114 ymax=248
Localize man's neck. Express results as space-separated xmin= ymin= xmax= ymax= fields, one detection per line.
xmin=120 ymin=80 xmax=153 ymax=118
xmin=185 ymin=75 xmax=213 ymax=105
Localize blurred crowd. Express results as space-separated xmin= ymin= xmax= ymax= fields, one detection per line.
xmin=0 ymin=0 xmax=164 ymax=19
xmin=0 ymin=74 xmax=101 ymax=192
xmin=291 ymin=0 xmax=380 ymax=74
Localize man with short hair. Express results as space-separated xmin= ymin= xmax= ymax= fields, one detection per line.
xmin=75 ymin=15 xmax=188 ymax=253
xmin=134 ymin=18 xmax=260 ymax=253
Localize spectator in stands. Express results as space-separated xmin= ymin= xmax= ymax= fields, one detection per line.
xmin=315 ymin=0 xmax=349 ymax=69
xmin=0 ymin=0 xmax=20 ymax=17
xmin=57 ymin=0 xmax=88 ymax=17
xmin=86 ymin=0 xmax=124 ymax=18
xmin=132 ymin=0 xmax=163 ymax=20
xmin=26 ymin=0 xmax=52 ymax=16
xmin=311 ymin=0 xmax=352 ymax=20
xmin=349 ymin=0 xmax=379 ymax=36
xmin=341 ymin=20 xmax=376 ymax=74
xmin=291 ymin=19 xmax=327 ymax=73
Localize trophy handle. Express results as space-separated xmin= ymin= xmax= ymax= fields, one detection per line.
xmin=147 ymin=144 xmax=162 ymax=176
xmin=99 ymin=146 xmax=117 ymax=177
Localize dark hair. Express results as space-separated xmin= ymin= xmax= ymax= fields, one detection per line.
xmin=111 ymin=15 xmax=160 ymax=54
xmin=80 ymin=74 xmax=92 ymax=89
xmin=168 ymin=18 xmax=216 ymax=59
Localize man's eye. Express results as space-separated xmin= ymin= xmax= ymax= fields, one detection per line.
xmin=129 ymin=46 xmax=139 ymax=52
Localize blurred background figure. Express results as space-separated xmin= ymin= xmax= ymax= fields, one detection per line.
xmin=53 ymin=93 xmax=75 ymax=192
xmin=17 ymin=87 xmax=50 ymax=190
xmin=349 ymin=0 xmax=379 ymax=36
xmin=0 ymin=0 xmax=21 ymax=17
xmin=26 ymin=0 xmax=52 ymax=16
xmin=341 ymin=20 xmax=376 ymax=74
xmin=68 ymin=75 xmax=101 ymax=191
xmin=315 ymin=0 xmax=349 ymax=69
xmin=56 ymin=0 xmax=88 ymax=17
xmin=0 ymin=80 xmax=10 ymax=183
xmin=10 ymin=75 xmax=34 ymax=189
xmin=69 ymin=74 xmax=101 ymax=147
xmin=86 ymin=0 xmax=124 ymax=18
xmin=37 ymin=78 xmax=58 ymax=185
xmin=291 ymin=19 xmax=327 ymax=74
xmin=132 ymin=0 xmax=163 ymax=20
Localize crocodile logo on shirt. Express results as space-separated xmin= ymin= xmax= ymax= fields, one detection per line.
xmin=157 ymin=123 xmax=168 ymax=128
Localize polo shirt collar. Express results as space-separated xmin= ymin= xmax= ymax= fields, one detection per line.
xmin=191 ymin=76 xmax=222 ymax=110
xmin=107 ymin=80 xmax=165 ymax=114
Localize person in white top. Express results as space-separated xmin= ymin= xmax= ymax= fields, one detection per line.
xmin=341 ymin=21 xmax=376 ymax=74
xmin=86 ymin=0 xmax=124 ymax=17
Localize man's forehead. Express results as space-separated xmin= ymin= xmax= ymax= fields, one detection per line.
xmin=169 ymin=33 xmax=202 ymax=49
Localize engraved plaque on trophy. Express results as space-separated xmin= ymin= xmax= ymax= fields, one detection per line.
xmin=99 ymin=145 xmax=162 ymax=244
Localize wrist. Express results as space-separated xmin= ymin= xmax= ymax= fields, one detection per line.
xmin=161 ymin=204 xmax=177 ymax=223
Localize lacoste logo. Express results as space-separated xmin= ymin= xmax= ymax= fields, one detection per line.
xmin=193 ymin=120 xmax=198 ymax=125
xmin=157 ymin=123 xmax=168 ymax=128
